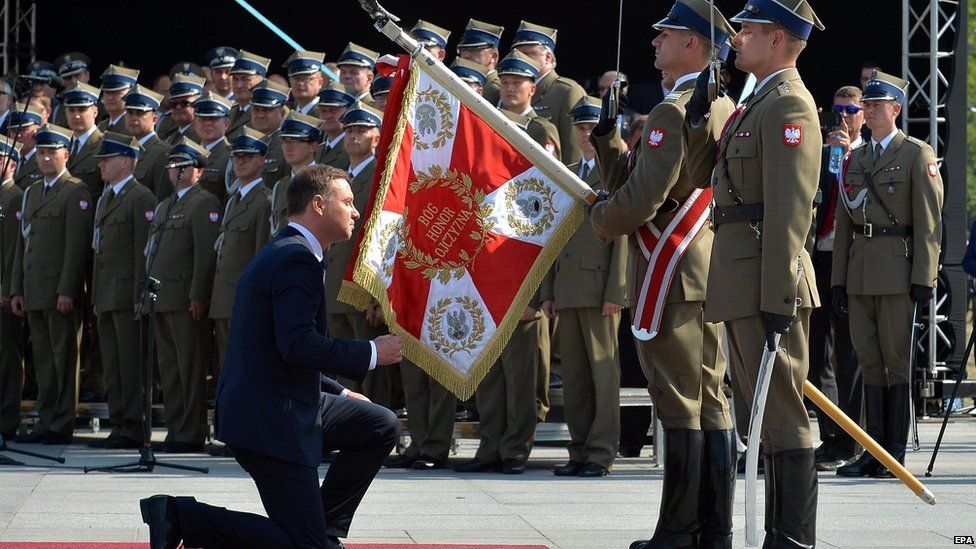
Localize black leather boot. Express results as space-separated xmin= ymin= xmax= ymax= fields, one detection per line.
xmin=837 ymin=385 xmax=886 ymax=477
xmin=768 ymin=449 xmax=818 ymax=548
xmin=875 ymin=383 xmax=910 ymax=479
xmin=699 ymin=429 xmax=735 ymax=548
xmin=630 ymin=429 xmax=703 ymax=549
xmin=139 ymin=495 xmax=182 ymax=549
xmin=761 ymin=453 xmax=775 ymax=549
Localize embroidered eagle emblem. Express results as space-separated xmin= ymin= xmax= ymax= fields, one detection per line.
xmin=783 ymin=124 xmax=802 ymax=146
xmin=208 ymin=211 xmax=219 ymax=223
xmin=647 ymin=128 xmax=666 ymax=149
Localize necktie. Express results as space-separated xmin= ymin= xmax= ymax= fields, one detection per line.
xmin=69 ymin=138 xmax=79 ymax=159
xmin=580 ymin=162 xmax=591 ymax=180
xmin=41 ymin=183 xmax=50 ymax=199
xmin=874 ymin=143 xmax=883 ymax=163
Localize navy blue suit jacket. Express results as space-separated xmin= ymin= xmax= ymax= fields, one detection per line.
xmin=215 ymin=225 xmax=372 ymax=467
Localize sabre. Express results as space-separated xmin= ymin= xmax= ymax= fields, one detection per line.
xmin=606 ymin=0 xmax=624 ymax=131
xmin=909 ymin=302 xmax=921 ymax=450
xmin=743 ymin=332 xmax=779 ymax=547
xmin=707 ymin=0 xmax=720 ymax=102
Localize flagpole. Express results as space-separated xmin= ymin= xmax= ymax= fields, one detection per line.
xmin=362 ymin=5 xmax=598 ymax=206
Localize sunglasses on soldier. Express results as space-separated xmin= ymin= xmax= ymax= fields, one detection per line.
xmin=832 ymin=104 xmax=862 ymax=115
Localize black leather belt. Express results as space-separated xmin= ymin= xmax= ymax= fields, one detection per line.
xmin=853 ymin=223 xmax=912 ymax=238
xmin=712 ymin=203 xmax=764 ymax=226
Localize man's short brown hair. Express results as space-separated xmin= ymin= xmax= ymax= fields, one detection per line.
xmin=834 ymin=86 xmax=863 ymax=101
xmin=286 ymin=164 xmax=351 ymax=216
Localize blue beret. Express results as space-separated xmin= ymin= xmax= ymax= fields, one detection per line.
xmin=731 ymin=0 xmax=824 ymax=41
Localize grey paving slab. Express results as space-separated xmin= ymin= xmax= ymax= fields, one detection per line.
xmin=1 ymin=419 xmax=975 ymax=548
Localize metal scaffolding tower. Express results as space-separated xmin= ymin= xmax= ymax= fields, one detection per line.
xmin=1 ymin=0 xmax=35 ymax=76
xmin=902 ymin=0 xmax=969 ymax=403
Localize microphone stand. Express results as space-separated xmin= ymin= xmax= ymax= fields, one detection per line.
xmin=84 ymin=167 xmax=208 ymax=474
xmin=0 ymin=96 xmax=64 ymax=467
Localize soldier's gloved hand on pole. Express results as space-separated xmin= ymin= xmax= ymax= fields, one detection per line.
xmin=910 ymin=284 xmax=932 ymax=303
xmin=592 ymin=85 xmax=618 ymax=138
xmin=761 ymin=312 xmax=796 ymax=351
xmin=831 ymin=286 xmax=850 ymax=317
xmin=686 ymin=67 xmax=724 ymax=126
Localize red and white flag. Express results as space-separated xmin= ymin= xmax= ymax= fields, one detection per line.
xmin=340 ymin=54 xmax=586 ymax=399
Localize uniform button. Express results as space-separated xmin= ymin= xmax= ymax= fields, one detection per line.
xmin=783 ymin=297 xmax=791 ymax=304
xmin=795 ymin=298 xmax=802 ymax=306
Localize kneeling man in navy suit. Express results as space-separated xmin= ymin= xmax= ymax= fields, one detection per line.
xmin=140 ymin=164 xmax=404 ymax=549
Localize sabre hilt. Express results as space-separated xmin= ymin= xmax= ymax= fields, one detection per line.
xmin=707 ymin=59 xmax=721 ymax=103
xmin=608 ymin=80 xmax=620 ymax=122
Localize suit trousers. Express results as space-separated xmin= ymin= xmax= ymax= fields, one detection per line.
xmin=726 ymin=311 xmax=813 ymax=453
xmin=558 ymin=307 xmax=621 ymax=468
xmin=635 ymin=301 xmax=730 ymax=432
xmin=97 ymin=310 xmax=145 ymax=440
xmin=176 ymin=396 xmax=398 ymax=548
xmin=328 ymin=312 xmax=396 ymax=408
xmin=849 ymin=294 xmax=914 ymax=387
xmin=475 ymin=317 xmax=539 ymax=463
xmin=155 ymin=311 xmax=208 ymax=444
xmin=400 ymin=359 xmax=456 ymax=461
xmin=0 ymin=308 xmax=24 ymax=434
xmin=27 ymin=308 xmax=81 ymax=436
xmin=808 ymin=251 xmax=861 ymax=449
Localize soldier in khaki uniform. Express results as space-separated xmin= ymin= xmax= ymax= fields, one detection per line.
xmin=271 ymin=112 xmax=322 ymax=233
xmin=313 ymin=81 xmax=354 ymax=169
xmin=11 ymin=124 xmax=93 ymax=444
xmin=690 ymin=3 xmax=824 ymax=545
xmin=0 ymin=137 xmax=24 ymax=438
xmin=284 ymin=50 xmax=326 ymax=116
xmin=146 ymin=138 xmax=221 ymax=452
xmin=8 ymin=104 xmax=45 ymax=190
xmin=591 ymin=2 xmax=736 ymax=543
xmin=542 ymin=98 xmax=627 ymax=478
xmin=456 ymin=19 xmax=504 ymax=107
xmin=210 ymin=129 xmax=272 ymax=375
xmin=204 ymin=47 xmax=239 ymax=102
xmin=52 ymin=53 xmax=91 ymax=127
xmin=512 ymin=21 xmax=587 ymax=164
xmin=336 ymin=43 xmax=379 ymax=106
xmin=88 ymin=133 xmax=156 ymax=449
xmin=227 ymin=51 xmax=272 ymax=140
xmin=494 ymin=50 xmax=560 ymax=423
xmin=62 ymin=83 xmax=105 ymax=200
xmin=833 ymin=72 xmax=943 ymax=479
xmin=124 ymin=86 xmax=170 ymax=197
xmin=191 ymin=92 xmax=233 ymax=205
xmin=96 ymin=65 xmax=139 ymax=135
xmin=249 ymin=80 xmax=290 ymax=188
xmin=369 ymin=76 xmax=393 ymax=113
xmin=325 ymin=104 xmax=395 ymax=404
xmin=156 ymin=75 xmax=204 ymax=147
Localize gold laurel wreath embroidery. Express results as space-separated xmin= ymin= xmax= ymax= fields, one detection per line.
xmin=399 ymin=166 xmax=492 ymax=284
xmin=504 ymin=177 xmax=557 ymax=237
xmin=413 ymin=86 xmax=455 ymax=151
xmin=426 ymin=296 xmax=488 ymax=356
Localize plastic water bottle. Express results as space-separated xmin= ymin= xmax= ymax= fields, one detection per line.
xmin=828 ymin=145 xmax=844 ymax=175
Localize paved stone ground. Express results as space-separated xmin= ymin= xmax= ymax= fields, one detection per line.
xmin=1 ymin=417 xmax=974 ymax=548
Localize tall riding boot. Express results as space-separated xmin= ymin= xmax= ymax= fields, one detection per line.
xmin=699 ymin=430 xmax=735 ymax=548
xmin=761 ymin=453 xmax=776 ymax=549
xmin=629 ymin=429 xmax=704 ymax=549
xmin=769 ymin=449 xmax=818 ymax=548
xmin=875 ymin=383 xmax=910 ymax=478
xmin=837 ymin=385 xmax=886 ymax=477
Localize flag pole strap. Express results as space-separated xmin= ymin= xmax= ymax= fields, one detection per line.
xmin=373 ymin=18 xmax=598 ymax=206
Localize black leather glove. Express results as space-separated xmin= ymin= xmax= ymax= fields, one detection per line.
xmin=910 ymin=284 xmax=932 ymax=303
xmin=831 ymin=286 xmax=849 ymax=317
xmin=685 ymin=67 xmax=725 ymax=125
xmin=593 ymin=190 xmax=609 ymax=203
xmin=762 ymin=312 xmax=796 ymax=352
xmin=592 ymin=85 xmax=618 ymax=138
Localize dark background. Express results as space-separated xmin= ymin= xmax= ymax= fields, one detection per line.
xmin=35 ymin=0 xmax=899 ymax=109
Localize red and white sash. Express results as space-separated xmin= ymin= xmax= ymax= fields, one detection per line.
xmin=632 ymin=188 xmax=712 ymax=340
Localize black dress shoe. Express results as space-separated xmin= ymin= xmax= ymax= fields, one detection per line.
xmin=577 ymin=462 xmax=610 ymax=477
xmin=617 ymin=447 xmax=642 ymax=458
xmin=158 ymin=441 xmax=204 ymax=453
xmin=454 ymin=458 xmax=502 ymax=473
xmin=411 ymin=456 xmax=446 ymax=470
xmin=14 ymin=431 xmax=45 ymax=444
xmin=502 ymin=459 xmax=524 ymax=475
xmin=206 ymin=443 xmax=233 ymax=457
xmin=41 ymin=432 xmax=73 ymax=445
xmin=553 ymin=460 xmax=584 ymax=476
xmin=384 ymin=454 xmax=416 ymax=468
xmin=139 ymin=495 xmax=182 ymax=549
